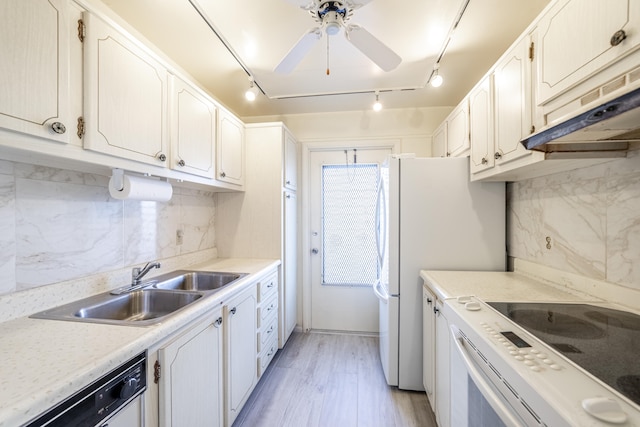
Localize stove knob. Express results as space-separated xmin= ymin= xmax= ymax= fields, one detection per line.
xmin=465 ymin=302 xmax=481 ymax=311
xmin=118 ymin=377 xmax=139 ymax=400
xmin=582 ymin=397 xmax=628 ymax=424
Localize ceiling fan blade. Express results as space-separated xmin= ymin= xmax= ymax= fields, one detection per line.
xmin=274 ymin=28 xmax=323 ymax=74
xmin=345 ymin=25 xmax=401 ymax=72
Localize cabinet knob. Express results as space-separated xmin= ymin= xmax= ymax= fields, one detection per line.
xmin=286 ymin=194 xmax=291 ymax=199
xmin=178 ymin=159 xmax=185 ymax=167
xmin=51 ymin=122 xmax=66 ymax=134
xmin=286 ymin=180 xmax=291 ymax=185
xmin=481 ymin=157 xmax=488 ymax=165
xmin=214 ymin=317 xmax=222 ymax=328
xmin=311 ymin=248 xmax=319 ymax=254
xmin=427 ymin=297 xmax=432 ymax=304
xmin=157 ymin=153 xmax=167 ymax=162
xmin=230 ymin=307 xmax=237 ymax=315
xmin=220 ymin=171 xmax=226 ymax=178
xmin=494 ymin=151 xmax=502 ymax=160
xmin=610 ymin=30 xmax=627 ymax=47
xmin=433 ymin=307 xmax=440 ymax=315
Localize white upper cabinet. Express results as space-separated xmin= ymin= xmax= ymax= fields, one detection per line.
xmin=83 ymin=12 xmax=169 ymax=167
xmin=284 ymin=131 xmax=298 ymax=191
xmin=469 ymin=76 xmax=494 ymax=174
xmin=431 ymin=122 xmax=447 ymax=158
xmin=170 ymin=75 xmax=216 ymax=178
xmin=493 ymin=35 xmax=534 ymax=164
xmin=446 ymin=99 xmax=470 ymax=157
xmin=0 ymin=0 xmax=72 ymax=144
xmin=537 ymin=0 xmax=640 ymax=106
xmin=217 ymin=110 xmax=245 ymax=187
xmin=431 ymin=99 xmax=469 ymax=158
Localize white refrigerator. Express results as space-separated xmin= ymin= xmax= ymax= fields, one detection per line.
xmin=373 ymin=155 xmax=505 ymax=390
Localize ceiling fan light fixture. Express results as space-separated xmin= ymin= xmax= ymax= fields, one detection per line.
xmin=245 ymin=77 xmax=259 ymax=101
xmin=373 ymin=91 xmax=382 ymax=112
xmin=324 ymin=11 xmax=343 ymax=35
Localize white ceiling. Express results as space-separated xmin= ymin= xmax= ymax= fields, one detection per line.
xmin=101 ymin=0 xmax=550 ymax=119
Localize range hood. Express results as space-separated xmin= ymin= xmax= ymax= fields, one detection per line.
xmin=521 ymin=86 xmax=640 ymax=158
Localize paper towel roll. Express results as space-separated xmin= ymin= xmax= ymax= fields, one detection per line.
xmin=109 ymin=173 xmax=173 ymax=202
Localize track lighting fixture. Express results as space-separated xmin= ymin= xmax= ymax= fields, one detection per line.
xmin=430 ymin=64 xmax=443 ymax=88
xmin=373 ymin=91 xmax=382 ymax=112
xmin=245 ymin=76 xmax=259 ymax=101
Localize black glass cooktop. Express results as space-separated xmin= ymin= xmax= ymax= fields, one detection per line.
xmin=487 ymin=302 xmax=640 ymax=406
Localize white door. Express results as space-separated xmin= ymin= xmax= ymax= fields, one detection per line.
xmin=309 ymin=148 xmax=391 ymax=332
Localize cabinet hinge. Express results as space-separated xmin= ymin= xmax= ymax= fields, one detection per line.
xmin=529 ymin=41 xmax=535 ymax=61
xmin=76 ymin=117 xmax=85 ymax=139
xmin=154 ymin=360 xmax=161 ymax=384
xmin=77 ymin=19 xmax=85 ymax=42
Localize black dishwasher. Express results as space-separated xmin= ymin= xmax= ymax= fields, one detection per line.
xmin=23 ymin=351 xmax=146 ymax=427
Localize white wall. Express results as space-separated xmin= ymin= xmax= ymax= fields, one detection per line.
xmin=0 ymin=159 xmax=217 ymax=294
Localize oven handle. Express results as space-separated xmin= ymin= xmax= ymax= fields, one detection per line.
xmin=450 ymin=324 xmax=526 ymax=427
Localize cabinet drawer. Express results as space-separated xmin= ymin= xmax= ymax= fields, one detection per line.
xmin=257 ymin=272 xmax=278 ymax=302
xmin=257 ymin=334 xmax=278 ymax=378
xmin=258 ymin=293 xmax=278 ymax=326
xmin=257 ymin=315 xmax=278 ymax=353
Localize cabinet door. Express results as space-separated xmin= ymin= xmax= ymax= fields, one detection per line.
xmin=284 ymin=131 xmax=298 ymax=190
xmin=434 ymin=300 xmax=450 ymax=427
xmin=493 ymin=36 xmax=533 ymax=165
xmin=0 ymin=0 xmax=71 ymax=143
xmin=537 ymin=0 xmax=640 ymax=105
xmin=170 ymin=75 xmax=216 ymax=178
xmin=422 ymin=288 xmax=436 ymax=411
xmin=432 ymin=122 xmax=447 ymax=157
xmin=158 ymin=314 xmax=224 ymax=427
xmin=217 ymin=110 xmax=245 ymax=187
xmin=225 ymin=285 xmax=257 ymax=426
xmin=469 ymin=76 xmax=494 ymax=174
xmin=447 ymin=99 xmax=470 ymax=157
xmin=83 ymin=13 xmax=169 ymax=166
xmin=283 ymin=190 xmax=297 ymax=342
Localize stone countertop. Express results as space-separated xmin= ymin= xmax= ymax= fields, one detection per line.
xmin=0 ymin=258 xmax=279 ymax=427
xmin=420 ymin=269 xmax=600 ymax=303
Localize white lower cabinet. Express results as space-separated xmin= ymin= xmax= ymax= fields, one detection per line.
xmin=153 ymin=310 xmax=224 ymax=427
xmin=224 ymin=283 xmax=258 ymax=427
xmin=422 ymin=287 xmax=436 ymax=411
xmin=434 ymin=299 xmax=451 ymax=427
xmin=422 ymin=282 xmax=451 ymax=427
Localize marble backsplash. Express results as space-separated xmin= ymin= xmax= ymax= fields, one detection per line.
xmin=507 ymin=150 xmax=640 ymax=291
xmin=0 ymin=160 xmax=216 ymax=294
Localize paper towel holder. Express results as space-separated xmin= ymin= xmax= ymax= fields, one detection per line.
xmin=109 ymin=168 xmax=173 ymax=202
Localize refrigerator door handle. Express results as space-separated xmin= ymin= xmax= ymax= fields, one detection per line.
xmin=373 ymin=279 xmax=389 ymax=303
xmin=375 ymin=176 xmax=387 ymax=267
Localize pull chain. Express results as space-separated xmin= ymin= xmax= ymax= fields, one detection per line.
xmin=326 ymin=36 xmax=330 ymax=75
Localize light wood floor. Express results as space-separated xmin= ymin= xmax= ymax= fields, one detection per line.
xmin=234 ymin=331 xmax=437 ymax=427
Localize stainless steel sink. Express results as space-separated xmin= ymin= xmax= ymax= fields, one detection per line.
xmin=31 ymin=289 xmax=204 ymax=326
xmin=31 ymin=269 xmax=248 ymax=326
xmin=152 ymin=270 xmax=247 ymax=292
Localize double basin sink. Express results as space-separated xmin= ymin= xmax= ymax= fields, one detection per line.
xmin=31 ymin=270 xmax=247 ymax=326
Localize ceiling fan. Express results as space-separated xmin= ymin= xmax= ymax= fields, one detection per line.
xmin=275 ymin=0 xmax=402 ymax=74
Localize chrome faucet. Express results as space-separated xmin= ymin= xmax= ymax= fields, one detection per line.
xmin=131 ymin=261 xmax=161 ymax=286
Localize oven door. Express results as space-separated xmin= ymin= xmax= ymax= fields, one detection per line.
xmin=449 ymin=324 xmax=532 ymax=427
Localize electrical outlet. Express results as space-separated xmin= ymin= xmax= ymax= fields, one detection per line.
xmin=176 ymin=229 xmax=184 ymax=245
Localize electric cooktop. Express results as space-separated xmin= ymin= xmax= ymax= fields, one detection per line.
xmin=487 ymin=302 xmax=640 ymax=407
